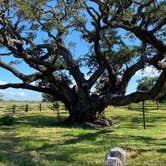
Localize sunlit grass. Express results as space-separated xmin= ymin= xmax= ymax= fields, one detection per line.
xmin=0 ymin=106 xmax=165 ymax=166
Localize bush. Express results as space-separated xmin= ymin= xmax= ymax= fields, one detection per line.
xmin=53 ymin=101 xmax=60 ymax=110
xmin=49 ymin=101 xmax=60 ymax=111
xmin=0 ymin=114 xmax=15 ymax=125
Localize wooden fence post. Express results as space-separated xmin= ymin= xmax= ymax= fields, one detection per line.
xmin=128 ymin=103 xmax=132 ymax=110
xmin=57 ymin=109 xmax=61 ymax=120
xmin=39 ymin=103 xmax=42 ymax=111
xmin=12 ymin=105 xmax=16 ymax=114
xmin=25 ymin=104 xmax=29 ymax=112
xmin=156 ymin=102 xmax=159 ymax=110
xmin=142 ymin=101 xmax=146 ymax=129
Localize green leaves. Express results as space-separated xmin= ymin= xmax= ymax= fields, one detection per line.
xmin=30 ymin=23 xmax=40 ymax=30
xmin=9 ymin=60 xmax=22 ymax=65
xmin=137 ymin=76 xmax=166 ymax=102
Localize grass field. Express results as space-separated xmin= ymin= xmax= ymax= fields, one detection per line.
xmin=0 ymin=104 xmax=166 ymax=166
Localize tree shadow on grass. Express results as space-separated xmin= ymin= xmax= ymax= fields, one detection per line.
xmin=62 ymin=132 xmax=166 ymax=151
xmin=0 ymin=128 xmax=46 ymax=166
xmin=0 ymin=125 xmax=111 ymax=166
xmin=0 ymin=130 xmax=165 ymax=166
xmin=14 ymin=114 xmax=112 ymax=130
xmin=30 ymin=132 xmax=166 ymax=164
xmin=112 ymin=113 xmax=165 ymax=129
xmin=15 ymin=114 xmax=66 ymax=128
xmin=62 ymin=129 xmax=112 ymax=145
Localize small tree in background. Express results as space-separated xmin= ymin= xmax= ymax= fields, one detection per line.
xmin=42 ymin=93 xmax=54 ymax=102
xmin=137 ymin=77 xmax=166 ymax=102
xmin=42 ymin=93 xmax=60 ymax=113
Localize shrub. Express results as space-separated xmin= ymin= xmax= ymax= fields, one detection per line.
xmin=49 ymin=101 xmax=60 ymax=111
xmin=0 ymin=114 xmax=15 ymax=125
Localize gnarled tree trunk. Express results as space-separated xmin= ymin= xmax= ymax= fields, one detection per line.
xmin=63 ymin=97 xmax=113 ymax=127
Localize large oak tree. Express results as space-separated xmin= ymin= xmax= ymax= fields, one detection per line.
xmin=0 ymin=0 xmax=165 ymax=124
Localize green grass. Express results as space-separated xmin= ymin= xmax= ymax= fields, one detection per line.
xmin=0 ymin=106 xmax=166 ymax=166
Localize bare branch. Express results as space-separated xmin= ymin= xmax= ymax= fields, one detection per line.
xmin=0 ymin=57 xmax=45 ymax=83
xmin=151 ymin=17 xmax=166 ymax=33
xmin=0 ymin=52 xmax=12 ymax=56
xmin=0 ymin=81 xmax=70 ymax=102
xmin=57 ymin=44 xmax=86 ymax=87
xmin=106 ymin=20 xmax=166 ymax=52
xmin=86 ymin=6 xmax=100 ymax=22
xmin=158 ymin=61 xmax=166 ymax=70
xmin=119 ymin=43 xmax=147 ymax=94
xmin=101 ymin=71 xmax=166 ymax=106
xmin=0 ymin=57 xmax=27 ymax=81
xmin=147 ymin=52 xmax=166 ymax=70
xmin=119 ymin=58 xmax=145 ymax=95
xmin=87 ymin=67 xmax=105 ymax=88
xmin=0 ymin=83 xmax=51 ymax=94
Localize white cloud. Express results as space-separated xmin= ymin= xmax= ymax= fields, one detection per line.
xmin=16 ymin=91 xmax=26 ymax=97
xmin=135 ymin=66 xmax=160 ymax=77
xmin=0 ymin=79 xmax=41 ymax=100
xmin=0 ymin=88 xmax=41 ymax=101
xmin=0 ymin=80 xmax=6 ymax=85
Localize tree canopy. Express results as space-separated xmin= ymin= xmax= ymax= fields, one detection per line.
xmin=0 ymin=0 xmax=165 ymax=124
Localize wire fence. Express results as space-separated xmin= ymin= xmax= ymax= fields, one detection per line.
xmin=119 ymin=102 xmax=166 ymax=111
xmin=0 ymin=101 xmax=165 ymax=115
xmin=0 ymin=102 xmax=66 ymax=115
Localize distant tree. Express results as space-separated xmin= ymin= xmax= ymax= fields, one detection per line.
xmin=0 ymin=1 xmax=165 ymax=125
xmin=137 ymin=77 xmax=166 ymax=102
xmin=42 ymin=93 xmax=54 ymax=102
xmin=42 ymin=93 xmax=61 ymax=110
xmin=137 ymin=77 xmax=157 ymax=91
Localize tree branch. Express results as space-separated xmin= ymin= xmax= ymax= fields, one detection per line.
xmin=158 ymin=61 xmax=166 ymax=70
xmin=0 ymin=56 xmax=45 ymax=83
xmin=56 ymin=39 xmax=87 ymax=88
xmin=0 ymin=57 xmax=27 ymax=81
xmin=0 ymin=83 xmax=51 ymax=94
xmin=0 ymin=52 xmax=13 ymax=56
xmin=87 ymin=66 xmax=105 ymax=89
xmin=105 ymin=20 xmax=166 ymax=53
xmin=118 ymin=43 xmax=147 ymax=95
xmin=118 ymin=58 xmax=145 ymax=95
xmin=101 ymin=71 xmax=166 ymax=106
xmin=151 ymin=17 xmax=166 ymax=33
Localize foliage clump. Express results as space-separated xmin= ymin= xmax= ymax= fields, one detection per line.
xmin=0 ymin=114 xmax=15 ymax=126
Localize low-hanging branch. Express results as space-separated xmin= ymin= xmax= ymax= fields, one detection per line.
xmin=101 ymin=71 xmax=166 ymax=106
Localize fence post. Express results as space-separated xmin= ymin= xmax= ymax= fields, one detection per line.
xmin=12 ymin=105 xmax=16 ymax=114
xmin=142 ymin=101 xmax=146 ymax=129
xmin=57 ymin=109 xmax=61 ymax=120
xmin=156 ymin=101 xmax=159 ymax=110
xmin=25 ymin=104 xmax=29 ymax=112
xmin=39 ymin=103 xmax=42 ymax=111
xmin=128 ymin=103 xmax=132 ymax=110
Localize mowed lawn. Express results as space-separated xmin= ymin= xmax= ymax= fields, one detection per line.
xmin=0 ymin=106 xmax=165 ymax=166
